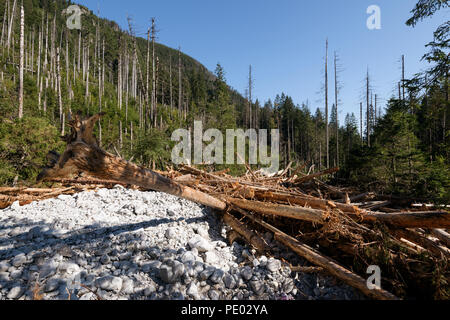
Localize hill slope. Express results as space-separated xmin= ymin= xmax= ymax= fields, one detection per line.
xmin=0 ymin=0 xmax=247 ymax=184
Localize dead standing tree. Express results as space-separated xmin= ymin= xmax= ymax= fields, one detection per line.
xmin=324 ymin=39 xmax=329 ymax=168
xmin=18 ymin=4 xmax=24 ymax=119
xmin=37 ymin=113 xmax=226 ymax=211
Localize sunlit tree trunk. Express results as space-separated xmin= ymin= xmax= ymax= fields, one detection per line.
xmin=18 ymin=5 xmax=24 ymax=119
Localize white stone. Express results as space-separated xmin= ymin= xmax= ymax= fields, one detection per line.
xmin=95 ymin=276 xmax=123 ymax=293
xmin=188 ymin=235 xmax=213 ymax=252
xmin=204 ymin=251 xmax=220 ymax=265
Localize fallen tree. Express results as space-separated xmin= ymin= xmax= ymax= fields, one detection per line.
xmin=36 ymin=112 xmax=226 ymax=211
xmin=361 ymin=211 xmax=450 ymax=229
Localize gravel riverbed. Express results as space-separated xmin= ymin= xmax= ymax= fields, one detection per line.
xmin=0 ymin=186 xmax=364 ymax=300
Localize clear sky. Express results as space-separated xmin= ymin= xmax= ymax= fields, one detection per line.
xmin=76 ymin=0 xmax=448 ymax=123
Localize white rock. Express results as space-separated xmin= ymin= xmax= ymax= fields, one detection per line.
xmin=186 ymin=282 xmax=198 ymax=297
xmin=259 ymin=256 xmax=268 ymax=267
xmin=165 ymin=227 xmax=177 ymax=239
xmin=188 ymin=235 xmax=213 ymax=252
xmin=96 ymin=189 xmax=109 ymax=198
xmin=144 ymin=285 xmax=156 ymax=296
xmin=44 ymin=278 xmax=60 ymax=292
xmin=7 ymin=286 xmax=23 ymax=299
xmin=95 ymin=276 xmax=123 ymax=293
xmin=120 ymin=278 xmax=134 ymax=294
xmin=266 ymin=258 xmax=281 ymax=273
xmin=39 ymin=261 xmax=59 ymax=279
xmin=196 ymin=227 xmax=209 ymax=239
xmin=58 ymin=262 xmax=80 ymax=274
xmin=12 ymin=253 xmax=27 ymax=267
xmin=132 ymin=201 xmax=147 ymax=215
xmin=0 ymin=262 xmax=10 ymax=272
xmin=79 ymin=292 xmax=96 ymax=300
xmin=57 ymin=194 xmax=73 ymax=201
xmin=204 ymin=251 xmax=220 ymax=265
xmin=215 ymin=241 xmax=227 ymax=248
xmin=181 ymin=251 xmax=196 ymax=263
xmin=10 ymin=201 xmax=21 ymax=211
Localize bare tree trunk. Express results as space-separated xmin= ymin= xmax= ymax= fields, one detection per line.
xmin=102 ymin=39 xmax=105 ymax=97
xmin=31 ymin=27 xmax=34 ymax=72
xmin=0 ymin=0 xmax=8 ymax=49
xmin=360 ymin=102 xmax=363 ymax=141
xmin=98 ymin=38 xmax=102 ymax=129
xmin=170 ymin=53 xmax=173 ymax=109
xmin=38 ymin=74 xmax=43 ymax=110
xmin=37 ymin=20 xmax=42 ymax=83
xmin=178 ymin=47 xmax=182 ymax=113
xmin=249 ymin=65 xmax=253 ymax=129
xmin=287 ymin=116 xmax=291 ymax=162
xmin=402 ymin=55 xmax=405 ymax=101
xmin=118 ymin=50 xmax=122 ymax=110
xmin=151 ymin=18 xmax=157 ymax=128
xmin=125 ymin=50 xmax=129 ymax=121
xmin=82 ymin=39 xmax=86 ymax=83
xmin=73 ymin=37 xmax=76 ymax=83
xmin=319 ymin=142 xmax=322 ymax=171
xmin=44 ymin=14 xmax=48 ymax=73
xmin=56 ymin=47 xmax=64 ymax=135
xmin=25 ymin=28 xmax=28 ymax=73
xmin=325 ymin=39 xmax=329 ymax=168
xmin=130 ymin=121 xmax=133 ymax=151
xmin=6 ymin=0 xmax=16 ymax=50
xmin=292 ymin=119 xmax=295 ymax=156
xmin=334 ymin=51 xmax=339 ymax=167
xmin=157 ymin=57 xmax=161 ymax=105
xmin=161 ymin=65 xmax=165 ymax=106
xmin=366 ymin=70 xmax=370 ymax=147
xmin=245 ymin=89 xmax=249 ymax=127
xmin=43 ymin=76 xmax=48 ymax=113
xmin=124 ymin=49 xmax=129 ymax=118
xmin=85 ymin=39 xmax=90 ymax=103
xmin=374 ymin=94 xmax=377 ymax=125
xmin=444 ymin=72 xmax=448 ymax=147
xmin=119 ymin=120 xmax=123 ymax=150
xmin=145 ymin=27 xmax=150 ymax=127
xmin=50 ymin=15 xmax=56 ymax=91
xmin=18 ymin=5 xmax=24 ymax=119
xmin=77 ymin=30 xmax=81 ymax=72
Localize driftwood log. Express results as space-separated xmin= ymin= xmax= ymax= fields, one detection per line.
xmin=227 ymin=197 xmax=327 ymax=224
xmin=361 ymin=211 xmax=450 ymax=229
xmin=37 ymin=113 xmax=226 ymax=211
xmin=222 ymin=212 xmax=270 ymax=253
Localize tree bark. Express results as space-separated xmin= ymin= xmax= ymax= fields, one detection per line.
xmin=6 ymin=0 xmax=16 ymax=50
xmin=334 ymin=51 xmax=339 ymax=166
xmin=56 ymin=47 xmax=63 ymax=135
xmin=227 ymin=197 xmax=326 ymax=224
xmin=325 ymin=39 xmax=329 ymax=168
xmin=222 ymin=212 xmax=269 ymax=253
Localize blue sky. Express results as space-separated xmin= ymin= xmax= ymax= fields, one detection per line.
xmin=76 ymin=0 xmax=448 ymax=123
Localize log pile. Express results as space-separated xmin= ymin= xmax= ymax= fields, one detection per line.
xmin=166 ymin=165 xmax=450 ymax=300
xmin=1 ymin=113 xmax=449 ymax=300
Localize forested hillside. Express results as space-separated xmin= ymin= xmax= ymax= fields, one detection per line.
xmin=0 ymin=0 xmax=448 ymax=203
